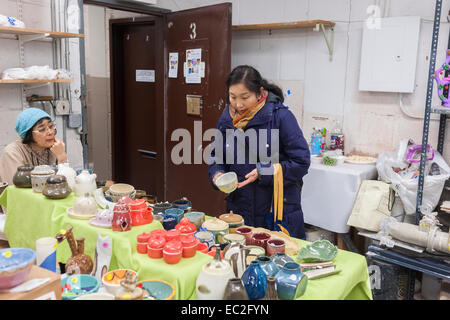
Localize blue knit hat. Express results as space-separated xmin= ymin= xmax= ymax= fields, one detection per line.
xmin=15 ymin=108 xmax=53 ymax=138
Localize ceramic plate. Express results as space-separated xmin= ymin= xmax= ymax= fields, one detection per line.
xmin=88 ymin=217 xmax=112 ymax=229
xmin=138 ymin=279 xmax=175 ymax=300
xmin=296 ymin=240 xmax=338 ymax=263
xmin=344 ymin=156 xmax=377 ymax=165
xmin=66 ymin=207 xmax=97 ymax=220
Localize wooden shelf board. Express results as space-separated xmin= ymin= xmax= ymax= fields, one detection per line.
xmin=0 ymin=26 xmax=84 ymax=38
xmin=0 ymin=79 xmax=72 ymax=84
xmin=232 ymin=20 xmax=335 ymax=31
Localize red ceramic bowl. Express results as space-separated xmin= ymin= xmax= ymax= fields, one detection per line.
xmin=196 ymin=242 xmax=209 ymax=254
xmin=147 ymin=247 xmax=163 ymax=259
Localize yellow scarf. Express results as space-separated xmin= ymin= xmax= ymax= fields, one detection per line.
xmin=231 ymin=93 xmax=268 ymax=130
xmin=271 ymin=163 xmax=290 ymax=236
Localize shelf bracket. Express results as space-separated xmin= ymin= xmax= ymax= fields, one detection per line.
xmin=18 ymin=33 xmax=50 ymax=43
xmin=313 ymin=23 xmax=334 ymax=62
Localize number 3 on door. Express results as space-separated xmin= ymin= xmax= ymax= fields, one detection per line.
xmin=190 ymin=22 xmax=197 ymax=40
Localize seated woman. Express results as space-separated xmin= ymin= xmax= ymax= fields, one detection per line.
xmin=0 ymin=107 xmax=68 ymax=185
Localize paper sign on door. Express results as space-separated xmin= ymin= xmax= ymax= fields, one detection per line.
xmin=185 ymin=48 xmax=202 ymax=84
xmin=169 ymin=52 xmax=178 ymax=78
xmin=136 ymin=70 xmax=155 ymax=82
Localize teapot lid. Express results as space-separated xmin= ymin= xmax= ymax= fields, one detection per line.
xmin=219 ymin=210 xmax=243 ymax=223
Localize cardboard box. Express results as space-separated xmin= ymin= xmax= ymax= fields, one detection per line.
xmin=0 ymin=265 xmax=62 ymax=300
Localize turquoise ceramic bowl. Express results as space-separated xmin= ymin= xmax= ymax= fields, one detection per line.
xmin=61 ymin=274 xmax=99 ymax=300
xmin=138 ymin=279 xmax=176 ymax=300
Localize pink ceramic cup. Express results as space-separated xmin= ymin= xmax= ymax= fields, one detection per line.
xmin=251 ymin=232 xmax=271 ymax=251
xmin=235 ymin=227 xmax=253 ymax=245
xmin=267 ymin=238 xmax=285 ymax=256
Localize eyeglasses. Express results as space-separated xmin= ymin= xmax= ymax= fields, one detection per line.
xmin=32 ymin=123 xmax=57 ymax=135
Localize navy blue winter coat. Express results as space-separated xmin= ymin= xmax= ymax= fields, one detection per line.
xmin=208 ymin=92 xmax=310 ymax=239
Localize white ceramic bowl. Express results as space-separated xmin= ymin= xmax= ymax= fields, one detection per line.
xmin=102 ymin=269 xmax=138 ymax=296
xmin=215 ymin=172 xmax=238 ymax=194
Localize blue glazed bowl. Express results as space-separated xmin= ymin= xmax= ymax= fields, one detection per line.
xmin=138 ymin=279 xmax=176 ymax=300
xmin=162 ymin=215 xmax=177 ymax=230
xmin=165 ymin=208 xmax=184 ymax=223
xmin=0 ymin=248 xmax=36 ymax=289
xmin=61 ymin=274 xmax=99 ymax=300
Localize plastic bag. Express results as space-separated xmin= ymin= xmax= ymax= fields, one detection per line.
xmin=376 ymin=138 xmax=450 ymax=215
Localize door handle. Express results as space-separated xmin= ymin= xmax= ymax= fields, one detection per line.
xmin=137 ymin=149 xmax=157 ymax=159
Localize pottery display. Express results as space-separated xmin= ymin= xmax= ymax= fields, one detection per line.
xmin=175 ymin=217 xmax=197 ymax=236
xmin=102 ymin=269 xmax=138 ymax=296
xmin=165 ymin=207 xmax=184 ymax=224
xmin=223 ymin=243 xmax=251 ymax=278
xmin=184 ymin=211 xmax=205 ymax=230
xmin=147 ymin=236 xmax=166 ymax=259
xmin=215 ymin=171 xmax=238 ymax=193
xmin=257 ymin=256 xmax=280 ymax=277
xmin=262 ymin=276 xmax=279 ymax=300
xmin=163 ymin=240 xmax=183 ymax=264
xmin=114 ymin=270 xmax=145 ymax=300
xmin=74 ymin=170 xmax=97 ymax=197
xmin=271 ymin=252 xmax=295 ymax=269
xmin=105 ymin=183 xmax=135 ymax=202
xmin=56 ymin=227 xmax=93 ymax=275
xmin=128 ymin=199 xmax=153 ymax=226
xmin=245 ymin=246 xmax=266 ymax=265
xmin=30 ymin=165 xmax=55 ymax=193
xmin=219 ymin=210 xmax=244 ymax=233
xmin=241 ymin=260 xmax=267 ymax=300
xmin=61 ymin=274 xmax=99 ymax=300
xmin=223 ymin=278 xmax=249 ymax=300
xmin=0 ymin=248 xmax=35 ymax=289
xmin=151 ymin=202 xmax=173 ymax=215
xmin=180 ymin=234 xmax=199 ymax=258
xmin=201 ymin=218 xmax=229 ymax=244
xmin=111 ymin=202 xmax=132 ymax=232
xmin=42 ymin=175 xmax=72 ymax=199
xmin=136 ymin=233 xmax=151 ymax=254
xmin=138 ymin=279 xmax=176 ymax=300
xmin=66 ymin=193 xmax=98 ymax=219
xmin=162 ymin=215 xmax=177 ymax=230
xmin=251 ymin=232 xmax=271 ymax=251
xmin=89 ymin=206 xmax=114 ymax=228
xmin=275 ymin=262 xmax=308 ymax=300
xmin=56 ymin=162 xmax=77 ymax=189
xmin=12 ymin=164 xmax=34 ymax=188
xmin=194 ymin=230 xmax=215 ymax=248
xmin=267 ymin=238 xmax=286 ymax=257
xmin=250 ymin=227 xmax=301 ymax=256
xmin=235 ymin=227 xmax=253 ymax=245
xmin=196 ymin=245 xmax=234 ymax=300
xmin=296 ymin=240 xmax=338 ymax=263
xmin=171 ymin=197 xmax=192 ymax=213
xmin=222 ymin=233 xmax=246 ymax=245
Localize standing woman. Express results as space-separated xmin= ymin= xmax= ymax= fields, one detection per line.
xmin=0 ymin=108 xmax=67 ymax=185
xmin=208 ymin=65 xmax=310 ymax=239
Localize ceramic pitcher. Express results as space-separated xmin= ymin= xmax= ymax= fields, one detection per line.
xmin=74 ymin=170 xmax=97 ymax=197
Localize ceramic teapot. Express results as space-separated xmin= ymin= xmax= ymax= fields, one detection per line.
xmin=74 ymin=170 xmax=97 ymax=197
xmin=56 ymin=163 xmax=77 ymax=189
xmin=196 ymin=245 xmax=234 ymax=300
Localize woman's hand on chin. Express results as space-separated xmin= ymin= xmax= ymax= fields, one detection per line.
xmin=50 ymin=138 xmax=68 ymax=163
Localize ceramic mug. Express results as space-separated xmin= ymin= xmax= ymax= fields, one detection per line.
xmin=235 ymin=227 xmax=253 ymax=245
xmin=266 ymin=238 xmax=286 ymax=256
xmin=194 ymin=230 xmax=215 ymax=248
xmin=251 ymin=232 xmax=271 ymax=251
xmin=222 ymin=233 xmax=246 ymax=245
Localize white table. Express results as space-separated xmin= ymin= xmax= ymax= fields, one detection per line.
xmin=301 ymin=162 xmax=378 ymax=234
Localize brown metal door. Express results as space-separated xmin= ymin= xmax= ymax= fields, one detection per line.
xmin=110 ymin=17 xmax=165 ymax=200
xmin=165 ymin=3 xmax=232 ymax=216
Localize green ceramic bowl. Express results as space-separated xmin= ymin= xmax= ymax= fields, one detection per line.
xmin=296 ymin=240 xmax=338 ymax=263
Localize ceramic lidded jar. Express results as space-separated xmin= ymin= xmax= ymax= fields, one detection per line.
xmin=175 ymin=217 xmax=197 ymax=237
xmin=74 ymin=170 xmax=97 ymax=197
xmin=89 ymin=206 xmax=113 ymax=228
xmin=163 ymin=240 xmax=183 ymax=264
xmin=219 ymin=210 xmax=244 ymax=233
xmin=196 ymin=245 xmax=234 ymax=300
xmin=275 ymin=262 xmax=308 ymax=300
xmin=13 ymin=164 xmax=34 ymax=188
xmin=42 ymin=175 xmax=72 ymax=199
xmin=136 ymin=233 xmax=151 ymax=254
xmin=30 ymin=165 xmax=55 ymax=193
xmin=112 ymin=202 xmax=132 ymax=232
xmin=180 ymin=234 xmax=198 ymax=258
xmin=67 ymin=193 xmax=98 ymax=219
xmin=201 ymin=218 xmax=229 ymax=244
xmin=147 ymin=236 xmax=166 ymax=259
xmin=165 ymin=229 xmax=180 ymax=242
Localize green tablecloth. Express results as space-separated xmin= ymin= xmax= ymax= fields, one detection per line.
xmin=0 ymin=186 xmax=372 ymax=300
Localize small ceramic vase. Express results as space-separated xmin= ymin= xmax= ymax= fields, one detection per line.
xmin=275 ymin=262 xmax=308 ymax=300
xmin=262 ymin=276 xmax=279 ymax=300
xmin=196 ymin=245 xmax=234 ymax=300
xmin=223 ymin=278 xmax=249 ymax=300
xmin=241 ymin=260 xmax=267 ymax=300
xmin=13 ymin=164 xmax=34 ymax=188
xmin=256 ymin=256 xmax=280 ymax=277
xmin=219 ymin=210 xmax=244 ymax=233
xmin=271 ymin=252 xmax=295 ymax=269
xmin=42 ymin=175 xmax=72 ymax=199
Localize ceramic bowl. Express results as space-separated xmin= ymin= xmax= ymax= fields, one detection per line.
xmin=61 ymin=274 xmax=99 ymax=300
xmin=152 ymin=202 xmax=173 ymax=215
xmin=184 ymin=211 xmax=205 ymax=230
xmin=74 ymin=292 xmax=115 ymax=300
xmin=102 ymin=269 xmax=138 ymax=296
xmin=215 ymin=172 xmax=238 ymax=193
xmin=138 ymin=279 xmax=175 ymax=300
xmin=165 ymin=207 xmax=184 ymax=223
xmin=296 ymin=240 xmax=338 ymax=263
xmin=0 ymin=248 xmax=36 ymax=289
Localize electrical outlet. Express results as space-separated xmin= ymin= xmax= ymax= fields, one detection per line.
xmin=68 ymin=113 xmax=82 ymax=128
xmin=55 ymin=100 xmax=70 ymax=115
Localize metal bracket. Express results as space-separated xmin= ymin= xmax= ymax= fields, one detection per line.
xmin=313 ymin=23 xmax=334 ymax=62
xmin=18 ymin=33 xmax=50 ymax=43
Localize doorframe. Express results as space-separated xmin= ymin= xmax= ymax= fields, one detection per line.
xmin=109 ymin=16 xmax=166 ymax=199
